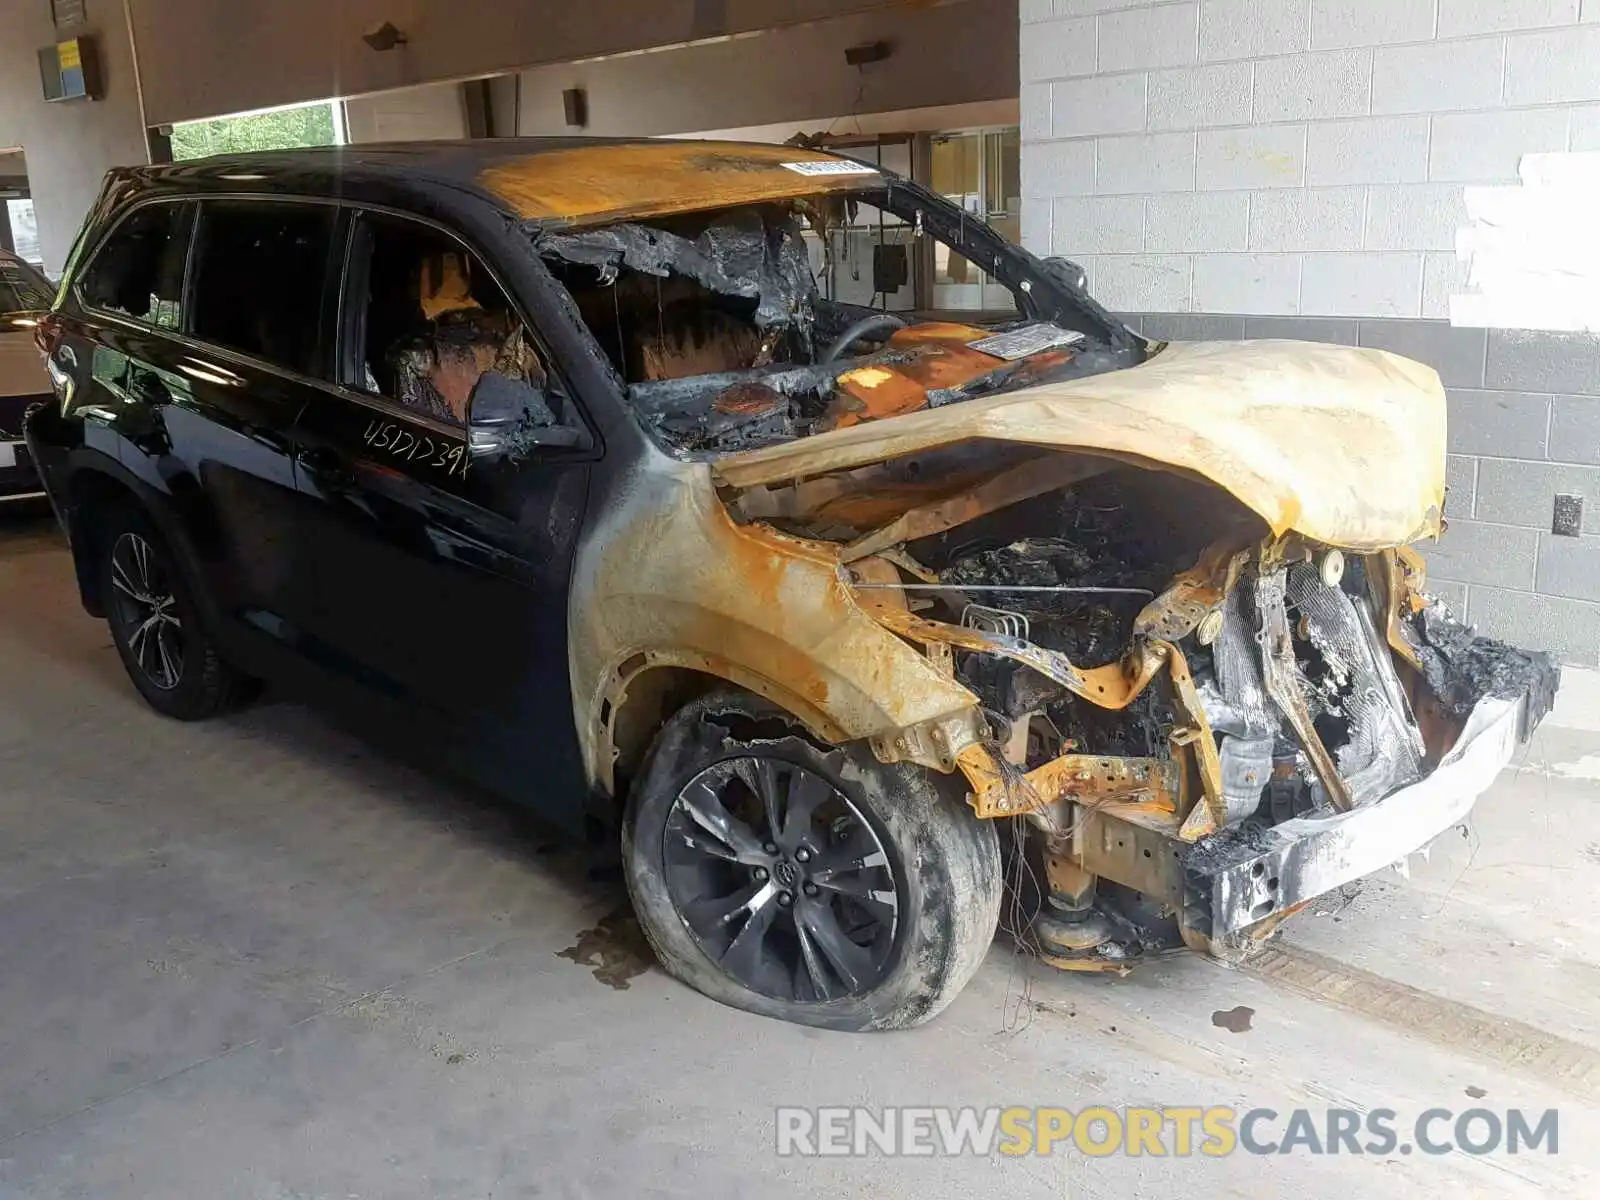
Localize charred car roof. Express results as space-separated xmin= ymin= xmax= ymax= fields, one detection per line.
xmin=99 ymin=138 xmax=891 ymax=228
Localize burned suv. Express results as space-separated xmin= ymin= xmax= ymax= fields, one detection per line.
xmin=27 ymin=140 xmax=1557 ymax=1030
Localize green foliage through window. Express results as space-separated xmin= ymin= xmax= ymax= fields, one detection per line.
xmin=169 ymin=103 xmax=339 ymax=161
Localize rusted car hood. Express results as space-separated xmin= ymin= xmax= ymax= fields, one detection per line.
xmin=713 ymin=339 xmax=1447 ymax=551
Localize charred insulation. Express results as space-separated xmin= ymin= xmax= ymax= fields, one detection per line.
xmin=1410 ymin=601 xmax=1560 ymax=728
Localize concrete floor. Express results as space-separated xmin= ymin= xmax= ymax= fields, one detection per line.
xmin=2 ymin=508 xmax=1598 ymax=1198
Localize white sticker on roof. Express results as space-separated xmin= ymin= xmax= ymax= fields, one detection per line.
xmin=781 ymin=160 xmax=880 ymax=177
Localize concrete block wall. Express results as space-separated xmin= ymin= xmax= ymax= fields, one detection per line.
xmin=1020 ymin=0 xmax=1600 ymax=318
xmin=1021 ymin=1 xmax=1600 ymax=666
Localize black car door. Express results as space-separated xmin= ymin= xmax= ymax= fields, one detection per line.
xmin=288 ymin=210 xmax=595 ymax=827
xmin=158 ymin=197 xmax=342 ymax=659
xmin=56 ymin=199 xmax=319 ymax=664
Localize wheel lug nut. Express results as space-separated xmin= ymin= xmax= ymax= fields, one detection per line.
xmin=794 ymin=846 xmax=812 ymax=863
xmin=803 ymin=882 xmax=819 ymax=897
xmin=763 ymin=843 xmax=778 ymax=854
xmin=777 ymin=891 xmax=793 ymax=907
xmin=753 ymin=867 xmax=768 ymax=881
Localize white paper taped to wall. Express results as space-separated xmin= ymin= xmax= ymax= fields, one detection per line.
xmin=1452 ymin=152 xmax=1600 ymax=332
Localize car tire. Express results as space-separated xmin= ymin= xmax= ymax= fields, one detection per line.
xmin=622 ymin=688 xmax=1000 ymax=1031
xmin=99 ymin=504 xmax=256 ymax=720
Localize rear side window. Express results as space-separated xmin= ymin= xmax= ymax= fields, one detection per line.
xmin=79 ymin=202 xmax=192 ymax=328
xmin=189 ymin=201 xmax=336 ymax=377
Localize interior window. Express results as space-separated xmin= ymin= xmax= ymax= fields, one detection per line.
xmin=79 ymin=202 xmax=192 ymax=328
xmin=189 ymin=200 xmax=335 ymax=376
xmin=352 ymin=215 xmax=559 ymax=431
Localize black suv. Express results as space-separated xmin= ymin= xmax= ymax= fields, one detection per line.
xmin=26 ymin=140 xmax=1553 ymax=1031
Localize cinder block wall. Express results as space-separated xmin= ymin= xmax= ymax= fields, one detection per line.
xmin=1019 ymin=0 xmax=1600 ymax=667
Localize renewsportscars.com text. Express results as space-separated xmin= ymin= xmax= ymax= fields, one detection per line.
xmin=774 ymin=1105 xmax=1559 ymax=1158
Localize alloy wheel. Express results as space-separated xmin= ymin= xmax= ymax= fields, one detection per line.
xmin=662 ymin=756 xmax=902 ymax=1002
xmin=108 ymin=531 xmax=185 ymax=691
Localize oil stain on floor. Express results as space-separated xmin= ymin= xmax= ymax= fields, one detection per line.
xmin=1211 ymin=1005 xmax=1255 ymax=1033
xmin=558 ymin=904 xmax=656 ymax=990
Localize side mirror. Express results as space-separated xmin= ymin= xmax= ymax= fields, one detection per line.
xmin=467 ymin=371 xmax=588 ymax=458
xmin=1042 ymin=255 xmax=1088 ymax=292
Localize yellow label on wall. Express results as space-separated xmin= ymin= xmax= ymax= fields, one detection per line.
xmin=57 ymin=40 xmax=81 ymax=71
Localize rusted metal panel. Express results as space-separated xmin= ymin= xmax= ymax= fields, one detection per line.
xmin=865 ymin=604 xmax=1171 ymax=711
xmin=1165 ymin=645 xmax=1231 ymax=841
xmin=1379 ymin=545 xmax=1427 ymax=669
xmin=1043 ymin=854 xmax=1096 ymax=907
xmin=1032 ymin=755 xmax=1179 ymax=809
xmin=728 ymin=459 xmax=1005 ymax=533
xmin=570 ymin=461 xmax=982 ymax=794
xmin=957 ymin=735 xmax=1183 ymax=819
xmin=715 ymin=340 xmax=1449 ymax=552
xmin=868 ymin=709 xmax=987 ymax=774
xmin=1133 ymin=538 xmax=1250 ymax=642
xmin=1076 ymin=803 xmax=1187 ymax=905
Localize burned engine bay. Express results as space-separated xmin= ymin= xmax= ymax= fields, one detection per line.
xmin=728 ymin=451 xmax=1560 ymax=964
xmin=531 ymin=192 xmax=1138 ymax=454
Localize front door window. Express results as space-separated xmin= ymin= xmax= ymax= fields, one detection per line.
xmin=348 ymin=214 xmax=578 ymax=443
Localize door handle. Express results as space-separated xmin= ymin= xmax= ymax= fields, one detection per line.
xmin=296 ymin=446 xmax=355 ymax=489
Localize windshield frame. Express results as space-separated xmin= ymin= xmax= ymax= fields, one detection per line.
xmin=872 ymin=174 xmax=1136 ymax=351
xmin=526 ymin=171 xmax=1145 ymax=459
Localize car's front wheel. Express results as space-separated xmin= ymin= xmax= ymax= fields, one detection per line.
xmin=623 ymin=689 xmax=1000 ymax=1031
xmin=100 ymin=505 xmax=255 ymax=720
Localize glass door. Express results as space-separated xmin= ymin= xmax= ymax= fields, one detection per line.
xmin=930 ymin=127 xmax=1020 ymax=312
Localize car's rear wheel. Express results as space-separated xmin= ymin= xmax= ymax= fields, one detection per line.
xmin=100 ymin=505 xmax=255 ymax=720
xmin=623 ymin=689 xmax=1000 ymax=1030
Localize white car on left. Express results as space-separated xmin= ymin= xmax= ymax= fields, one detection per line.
xmin=0 ymin=249 xmax=53 ymax=504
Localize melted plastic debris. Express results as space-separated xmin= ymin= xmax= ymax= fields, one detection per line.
xmin=630 ymin=362 xmax=835 ymax=451
xmin=1411 ymin=601 xmax=1560 ymax=723
xmin=535 ymin=209 xmax=813 ymax=332
xmin=1182 ymin=816 xmax=1280 ymax=875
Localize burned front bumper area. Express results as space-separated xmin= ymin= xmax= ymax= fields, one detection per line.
xmin=1183 ymin=564 xmax=1557 ymax=940
xmin=1189 ymin=692 xmax=1527 ymax=936
xmin=869 ymin=542 xmax=1559 ymax=965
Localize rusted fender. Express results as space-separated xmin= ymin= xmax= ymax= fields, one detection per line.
xmin=568 ymin=458 xmax=980 ymax=793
